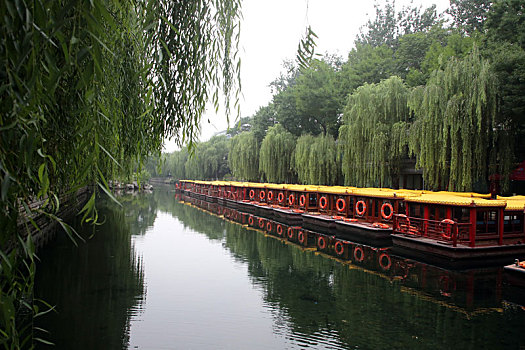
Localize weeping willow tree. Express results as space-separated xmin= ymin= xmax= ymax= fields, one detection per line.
xmin=339 ymin=76 xmax=410 ymax=187
xmin=185 ymin=136 xmax=231 ymax=180
xmin=163 ymin=149 xmax=189 ymax=180
xmin=293 ymin=134 xmax=316 ymax=184
xmin=259 ymin=124 xmax=296 ymax=183
xmin=229 ymin=132 xmax=260 ymax=181
xmin=408 ymin=47 xmax=511 ymax=191
xmin=309 ymin=134 xmax=339 ymax=185
xmin=0 ymin=0 xmax=241 ymax=346
xmin=293 ymin=134 xmax=339 ymax=185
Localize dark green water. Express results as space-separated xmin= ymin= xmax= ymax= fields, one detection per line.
xmin=35 ymin=190 xmax=525 ymax=349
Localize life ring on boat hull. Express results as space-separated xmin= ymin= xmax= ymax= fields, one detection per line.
xmin=439 ymin=219 xmax=456 ymax=240
xmin=317 ymin=236 xmax=328 ymax=250
xmin=299 ymin=195 xmax=306 ymax=207
xmin=298 ymin=231 xmax=306 ymax=245
xmin=353 ymin=246 xmax=364 ymax=262
xmin=336 ymin=198 xmax=346 ymax=212
xmin=355 ymin=200 xmax=366 ymax=216
xmin=319 ymin=196 xmax=328 ymax=209
xmin=378 ymin=253 xmax=391 ymax=270
xmin=335 ymin=241 xmax=345 ymax=256
xmin=381 ymin=202 xmax=394 ymax=220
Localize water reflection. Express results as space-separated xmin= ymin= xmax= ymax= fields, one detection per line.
xmin=35 ymin=190 xmax=525 ymax=349
xmin=35 ymin=193 xmax=151 ymax=349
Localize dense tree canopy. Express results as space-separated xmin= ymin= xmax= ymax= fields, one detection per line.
xmin=259 ymin=124 xmax=296 ymax=183
xmin=408 ymin=47 xmax=509 ymax=191
xmin=339 ymin=76 xmax=410 ymax=187
xmin=229 ymin=132 xmax=260 ymax=181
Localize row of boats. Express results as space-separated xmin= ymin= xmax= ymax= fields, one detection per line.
xmin=176 ymin=180 xmax=525 ymax=269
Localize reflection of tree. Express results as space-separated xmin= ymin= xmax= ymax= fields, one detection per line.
xmin=179 ymin=202 xmax=525 ymax=349
xmin=35 ymin=197 xmax=145 ymax=349
xmin=155 ymin=191 xmax=227 ymax=241
xmin=117 ymin=191 xmax=158 ymax=236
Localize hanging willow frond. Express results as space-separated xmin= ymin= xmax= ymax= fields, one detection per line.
xmin=339 ymin=76 xmax=410 ymax=187
xmin=296 ymin=26 xmax=318 ymax=70
xmin=408 ymin=46 xmax=509 ymax=191
xmin=229 ymin=132 xmax=260 ymax=181
xmin=259 ymin=124 xmax=296 ymax=183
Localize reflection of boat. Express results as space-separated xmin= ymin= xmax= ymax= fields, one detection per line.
xmin=179 ymin=180 xmax=525 ymax=267
xmin=179 ymin=194 xmax=515 ymax=313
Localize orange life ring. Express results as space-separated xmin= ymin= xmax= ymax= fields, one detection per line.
xmin=266 ymin=221 xmax=272 ymax=232
xmin=372 ymin=222 xmax=390 ymax=229
xmin=378 ymin=253 xmax=391 ymax=270
xmin=381 ymin=202 xmax=394 ymax=220
xmin=336 ymin=198 xmax=346 ymax=212
xmin=258 ymin=218 xmax=265 ymax=229
xmin=344 ymin=218 xmax=358 ymax=222
xmin=319 ymin=196 xmax=328 ymax=209
xmin=335 ymin=241 xmax=345 ymax=256
xmin=277 ymin=224 xmax=283 ymax=236
xmin=287 ymin=227 xmax=294 ymax=239
xmin=317 ymin=236 xmax=327 ymax=250
xmin=298 ymin=231 xmax=306 ymax=245
xmin=299 ymin=195 xmax=306 ymax=207
xmin=288 ymin=194 xmax=295 ymax=206
xmin=332 ymin=215 xmax=344 ymax=220
xmin=440 ymin=219 xmax=456 ymax=240
xmin=249 ymin=189 xmax=255 ymax=199
xmin=267 ymin=191 xmax=274 ymax=201
xmin=259 ymin=191 xmax=266 ymax=201
xmin=355 ymin=200 xmax=366 ymax=216
xmin=353 ymin=246 xmax=364 ymax=262
xmin=396 ymin=214 xmax=410 ymax=231
xmin=278 ymin=192 xmax=284 ymax=203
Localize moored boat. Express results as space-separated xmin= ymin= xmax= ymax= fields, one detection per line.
xmin=392 ymin=193 xmax=525 ymax=267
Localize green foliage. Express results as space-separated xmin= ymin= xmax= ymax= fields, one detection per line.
xmin=296 ymin=26 xmax=319 ymax=70
xmin=229 ymin=132 xmax=259 ymax=181
xmin=251 ymin=105 xmax=277 ymax=143
xmin=485 ymin=0 xmax=525 ymax=49
xmin=163 ymin=150 xmax=189 ymax=181
xmin=293 ymin=134 xmax=339 ymax=185
xmin=293 ymin=135 xmax=317 ymax=184
xmin=259 ymin=124 xmax=296 ymax=183
xmin=308 ymin=134 xmax=339 ymax=185
xmin=340 ymin=44 xmax=396 ymax=92
xmin=185 ymin=136 xmax=231 ymax=180
xmin=408 ymin=47 xmax=510 ymax=191
xmin=356 ymin=1 xmax=439 ymax=49
xmin=294 ymin=59 xmax=344 ymax=137
xmin=447 ymin=0 xmax=493 ymax=34
xmin=0 ymin=0 xmax=241 ymax=346
xmin=420 ymin=33 xmax=477 ymax=78
xmin=339 ymin=76 xmax=410 ymax=187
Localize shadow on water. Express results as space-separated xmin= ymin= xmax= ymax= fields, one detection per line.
xmin=35 ymin=189 xmax=525 ymax=349
xmin=35 ymin=192 xmax=157 ymax=349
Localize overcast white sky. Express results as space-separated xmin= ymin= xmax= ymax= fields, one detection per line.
xmin=163 ymin=0 xmax=450 ymax=153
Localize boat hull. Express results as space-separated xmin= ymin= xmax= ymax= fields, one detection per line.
xmin=392 ymin=234 xmax=525 ymax=268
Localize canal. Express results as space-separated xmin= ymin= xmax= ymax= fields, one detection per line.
xmin=35 ymin=189 xmax=525 ymax=349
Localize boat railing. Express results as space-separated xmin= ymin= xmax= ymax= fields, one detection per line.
xmin=393 ymin=215 xmax=471 ymax=247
